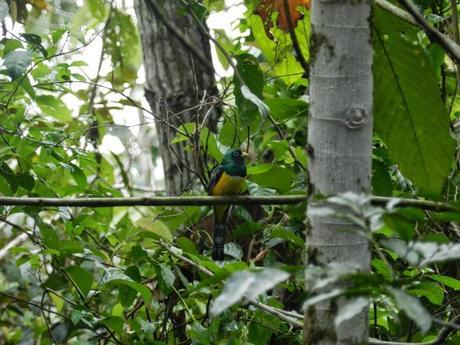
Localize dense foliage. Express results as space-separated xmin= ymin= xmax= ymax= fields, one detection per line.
xmin=0 ymin=0 xmax=459 ymax=344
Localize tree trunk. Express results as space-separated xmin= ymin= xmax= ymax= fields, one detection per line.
xmin=305 ymin=2 xmax=373 ymax=345
xmin=134 ymin=0 xmax=217 ymax=195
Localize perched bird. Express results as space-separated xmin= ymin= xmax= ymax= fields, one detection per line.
xmin=207 ymin=149 xmax=248 ymax=260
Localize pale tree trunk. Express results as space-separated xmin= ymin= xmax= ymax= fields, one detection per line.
xmin=134 ymin=0 xmax=217 ymax=195
xmin=305 ymin=2 xmax=373 ymax=345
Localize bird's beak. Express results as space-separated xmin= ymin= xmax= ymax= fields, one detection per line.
xmin=241 ymin=151 xmax=249 ymax=158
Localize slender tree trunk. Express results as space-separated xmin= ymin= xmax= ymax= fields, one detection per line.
xmin=134 ymin=0 xmax=217 ymax=195
xmin=305 ymin=2 xmax=373 ymax=345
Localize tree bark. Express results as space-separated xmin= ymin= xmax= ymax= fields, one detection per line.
xmin=134 ymin=0 xmax=217 ymax=195
xmin=305 ymin=2 xmax=373 ymax=345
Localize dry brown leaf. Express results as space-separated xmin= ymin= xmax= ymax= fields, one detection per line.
xmin=255 ymin=0 xmax=311 ymax=39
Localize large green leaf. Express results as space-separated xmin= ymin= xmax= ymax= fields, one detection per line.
xmin=210 ymin=268 xmax=289 ymax=316
xmin=65 ymin=266 xmax=93 ymax=297
xmin=233 ymin=54 xmax=264 ymax=125
xmin=36 ymin=95 xmax=73 ymax=122
xmin=373 ymin=8 xmax=455 ymax=195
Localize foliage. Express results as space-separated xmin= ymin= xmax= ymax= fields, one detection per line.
xmin=0 ymin=0 xmax=459 ymax=344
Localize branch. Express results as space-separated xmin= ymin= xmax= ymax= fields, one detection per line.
xmin=0 ymin=195 xmax=459 ymax=212
xmin=396 ymin=0 xmax=460 ymax=64
xmin=375 ymin=0 xmax=417 ymax=25
xmin=369 ymin=316 xmax=460 ymax=344
xmin=180 ymin=0 xmax=307 ymax=172
xmin=159 ymin=241 xmax=304 ymax=328
xmin=282 ymin=0 xmax=309 ymax=75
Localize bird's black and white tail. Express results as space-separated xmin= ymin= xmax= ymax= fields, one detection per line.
xmin=213 ymin=221 xmax=226 ymax=260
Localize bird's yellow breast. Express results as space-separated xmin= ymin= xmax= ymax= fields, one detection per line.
xmin=210 ymin=172 xmax=245 ymax=196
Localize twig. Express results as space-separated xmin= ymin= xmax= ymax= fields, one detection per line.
xmin=282 ymin=0 xmax=309 ymax=75
xmin=397 ymin=0 xmax=460 ymax=64
xmin=181 ymin=0 xmax=307 ymax=172
xmin=0 ymin=291 xmax=68 ymax=319
xmin=0 ymin=195 xmax=459 ymax=212
xmin=369 ymin=315 xmax=460 ymax=344
xmin=375 ymin=0 xmax=417 ymax=25
xmin=159 ymin=241 xmax=304 ymax=328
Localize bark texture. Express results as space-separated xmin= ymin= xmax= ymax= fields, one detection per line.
xmin=134 ymin=0 xmax=217 ymax=195
xmin=305 ymin=2 xmax=373 ymax=345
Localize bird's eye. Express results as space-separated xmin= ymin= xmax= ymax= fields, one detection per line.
xmin=233 ymin=151 xmax=240 ymax=157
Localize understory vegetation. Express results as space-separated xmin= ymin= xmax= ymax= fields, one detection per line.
xmin=0 ymin=0 xmax=459 ymax=344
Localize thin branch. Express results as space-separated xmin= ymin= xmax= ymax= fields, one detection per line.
xmin=181 ymin=0 xmax=307 ymax=172
xmin=397 ymin=0 xmax=460 ymax=64
xmin=370 ymin=315 xmax=460 ymax=344
xmin=282 ymin=0 xmax=309 ymax=75
xmin=375 ymin=0 xmax=417 ymax=25
xmin=159 ymin=241 xmax=303 ymax=328
xmin=0 ymin=291 xmax=68 ymax=319
xmin=0 ymin=195 xmax=458 ymax=212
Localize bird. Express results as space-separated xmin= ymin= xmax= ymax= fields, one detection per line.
xmin=207 ymin=149 xmax=248 ymax=260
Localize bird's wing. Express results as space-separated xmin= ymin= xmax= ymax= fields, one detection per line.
xmin=207 ymin=165 xmax=224 ymax=195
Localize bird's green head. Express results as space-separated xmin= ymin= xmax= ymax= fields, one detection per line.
xmin=220 ymin=149 xmax=247 ymax=177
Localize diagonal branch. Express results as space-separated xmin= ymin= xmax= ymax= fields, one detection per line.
xmin=282 ymin=0 xmax=309 ymax=75
xmin=159 ymin=240 xmax=304 ymax=328
xmin=397 ymin=0 xmax=460 ymax=64
xmin=375 ymin=0 xmax=416 ymax=25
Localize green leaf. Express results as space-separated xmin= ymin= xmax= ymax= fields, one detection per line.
xmin=87 ymin=0 xmax=107 ymax=20
xmin=3 ymin=39 xmax=23 ymax=55
xmin=21 ymin=76 xmax=36 ymax=99
xmin=408 ymin=282 xmax=444 ymax=305
xmin=157 ymin=263 xmax=175 ymax=293
xmin=104 ymin=9 xmax=141 ymax=85
xmin=136 ymin=218 xmax=173 ymax=242
xmin=65 ymin=266 xmax=93 ymax=297
xmin=373 ymin=8 xmax=456 ymax=195
xmin=102 ymin=316 xmax=123 ymax=334
xmin=21 ymin=33 xmax=47 ymax=57
xmin=176 ymin=237 xmax=199 ymax=255
xmin=234 ymin=54 xmax=264 ymax=125
xmin=0 ymin=175 xmax=12 ymax=195
xmin=389 ymin=287 xmax=432 ymax=333
xmin=372 ymin=159 xmax=392 ymax=196
xmin=68 ymin=164 xmax=87 ymax=189
xmin=250 ymin=166 xmax=295 ymax=193
xmin=429 ymin=274 xmax=460 ymax=290
xmin=371 ymin=258 xmax=392 ymax=281
xmin=224 ymin=242 xmax=243 ymax=260
xmin=271 ymin=226 xmax=304 ymax=247
xmin=265 ymin=98 xmax=308 ymax=121
xmin=104 ymin=279 xmax=152 ymax=305
xmin=247 ymin=163 xmax=272 ymax=175
xmin=36 ymin=95 xmax=73 ymax=122
xmin=3 ymin=50 xmax=32 ymax=79
xmin=200 ymin=128 xmax=223 ymax=162
xmin=249 ymin=14 xmax=308 ymax=85
xmin=210 ymin=268 xmax=289 ymax=316
xmin=118 ymin=284 xmax=137 ymax=307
